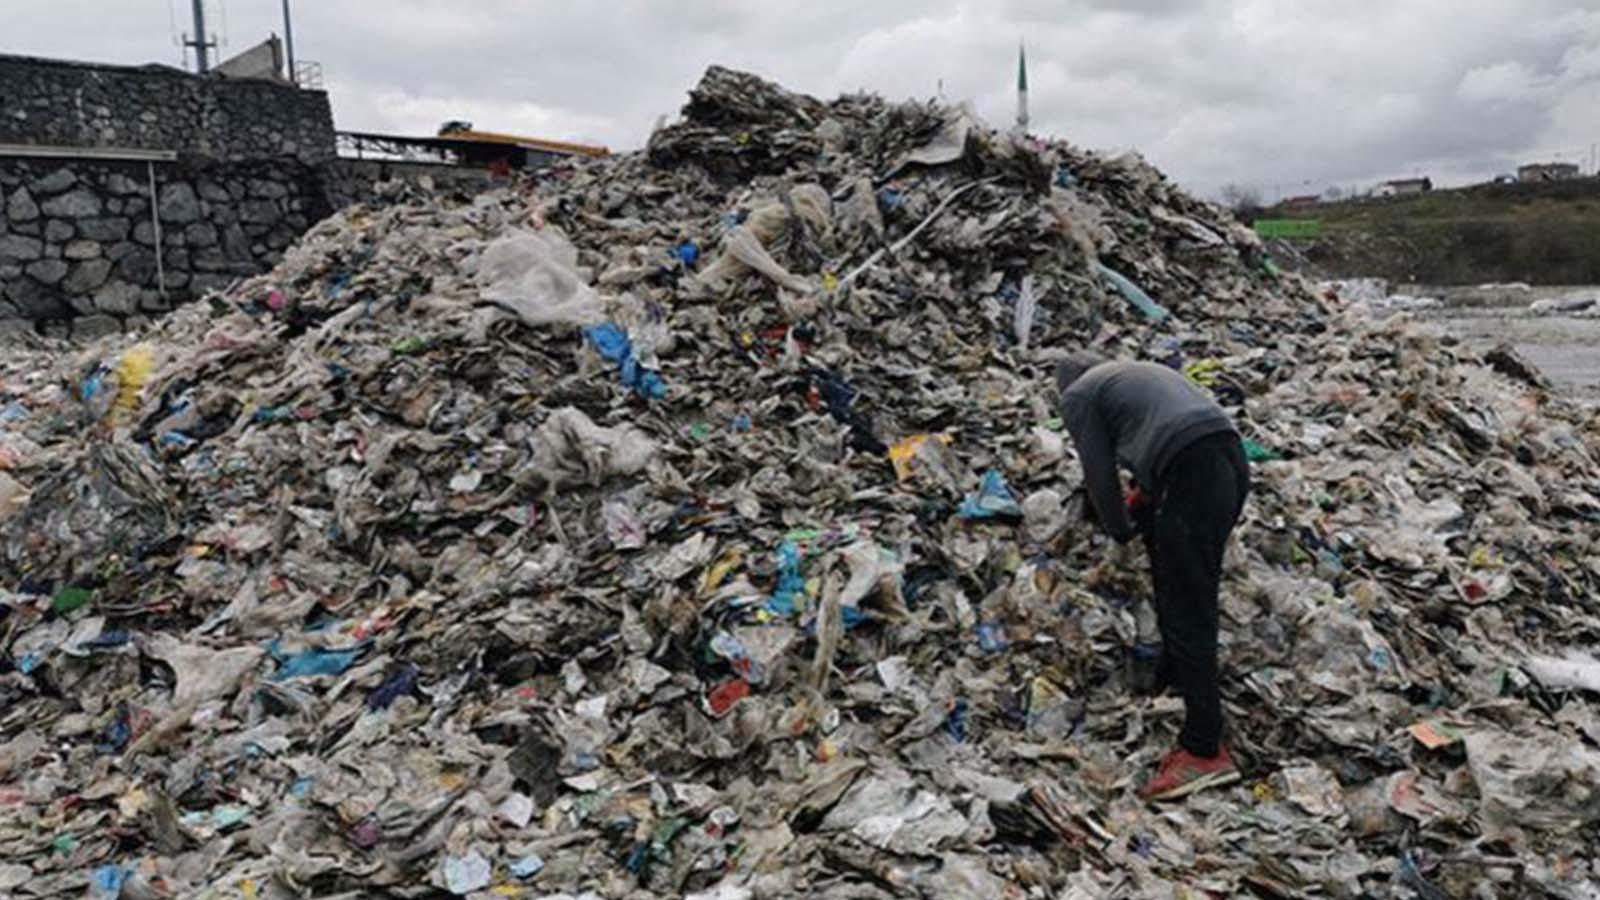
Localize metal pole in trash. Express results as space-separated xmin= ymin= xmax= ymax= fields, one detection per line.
xmin=188 ymin=0 xmax=210 ymax=73
xmin=148 ymin=162 xmax=167 ymax=300
xmin=281 ymin=0 xmax=297 ymax=85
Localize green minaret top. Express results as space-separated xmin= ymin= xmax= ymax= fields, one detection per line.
xmin=1018 ymin=43 xmax=1028 ymax=92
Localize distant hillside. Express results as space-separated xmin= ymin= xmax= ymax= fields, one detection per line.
xmin=1260 ymin=178 xmax=1600 ymax=285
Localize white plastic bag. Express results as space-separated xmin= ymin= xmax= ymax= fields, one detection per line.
xmin=476 ymin=228 xmax=605 ymax=328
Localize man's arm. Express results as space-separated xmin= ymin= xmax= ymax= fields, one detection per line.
xmin=1063 ymin=395 xmax=1135 ymax=541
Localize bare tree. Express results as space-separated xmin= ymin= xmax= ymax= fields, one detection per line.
xmin=1218 ymin=183 xmax=1263 ymax=219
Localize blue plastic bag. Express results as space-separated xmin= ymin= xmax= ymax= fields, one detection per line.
xmin=269 ymin=641 xmax=365 ymax=681
xmin=1096 ymin=262 xmax=1170 ymax=322
xmin=959 ymin=469 xmax=1023 ymax=520
xmin=584 ymin=323 xmax=667 ymax=400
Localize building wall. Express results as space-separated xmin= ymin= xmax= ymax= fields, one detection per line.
xmin=1518 ymin=164 xmax=1581 ymax=183
xmin=0 ymin=55 xmax=518 ymax=338
xmin=0 ymin=157 xmax=331 ymax=339
xmin=0 ymin=53 xmax=334 ymax=163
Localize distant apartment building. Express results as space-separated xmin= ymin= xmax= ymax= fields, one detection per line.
xmin=1517 ymin=162 xmax=1581 ymax=182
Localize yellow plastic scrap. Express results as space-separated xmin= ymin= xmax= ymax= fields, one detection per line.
xmin=111 ymin=344 xmax=156 ymax=424
xmin=889 ymin=433 xmax=952 ymax=483
xmin=1183 ymin=358 xmax=1222 ymax=388
xmin=1468 ymin=546 xmax=1504 ymax=570
xmin=701 ymin=548 xmax=744 ymax=594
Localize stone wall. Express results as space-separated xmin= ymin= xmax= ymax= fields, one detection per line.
xmin=0 ymin=157 xmax=332 ymax=338
xmin=0 ymin=53 xmax=334 ymax=163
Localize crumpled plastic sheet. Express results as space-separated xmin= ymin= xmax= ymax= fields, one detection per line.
xmin=1 ymin=64 xmax=1599 ymax=899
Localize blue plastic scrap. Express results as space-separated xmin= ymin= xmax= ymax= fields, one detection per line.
xmin=1096 ymin=262 xmax=1171 ymax=322
xmin=509 ymin=854 xmax=546 ymax=879
xmin=976 ymin=622 xmax=1009 ymax=653
xmin=583 ymin=323 xmax=667 ymax=400
xmin=959 ymin=469 xmax=1024 ymax=520
xmin=673 ymin=241 xmax=700 ymax=267
xmin=944 ymin=700 xmax=970 ymax=742
xmin=366 ymin=662 xmax=418 ymax=710
xmin=269 ymin=641 xmax=365 ymax=681
xmin=764 ymin=542 xmax=807 ymax=617
xmin=0 ymin=401 xmax=27 ymax=422
xmin=90 ymin=864 xmax=128 ymax=900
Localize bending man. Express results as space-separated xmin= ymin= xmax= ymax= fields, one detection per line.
xmin=1055 ymin=351 xmax=1250 ymax=801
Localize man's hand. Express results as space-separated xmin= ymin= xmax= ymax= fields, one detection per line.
xmin=1127 ymin=487 xmax=1155 ymax=536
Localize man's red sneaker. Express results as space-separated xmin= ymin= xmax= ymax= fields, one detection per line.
xmin=1137 ymin=745 xmax=1240 ymax=802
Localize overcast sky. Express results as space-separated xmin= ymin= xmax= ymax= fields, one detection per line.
xmin=8 ymin=1 xmax=1599 ymax=199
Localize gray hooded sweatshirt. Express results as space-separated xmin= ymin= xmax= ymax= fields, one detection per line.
xmin=1056 ymin=359 xmax=1236 ymax=540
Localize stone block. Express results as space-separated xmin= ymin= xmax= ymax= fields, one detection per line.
xmin=0 ymin=318 xmax=34 ymax=339
xmin=266 ymin=229 xmax=295 ymax=251
xmin=64 ymin=240 xmax=102 ymax=260
xmin=192 ymin=247 xmax=228 ymax=272
xmin=44 ymin=219 xmax=74 ymax=243
xmin=163 ymin=247 xmax=190 ymax=270
xmin=190 ymin=273 xmax=233 ymax=295
xmin=104 ymin=173 xmax=143 ymax=196
xmin=157 ymin=183 xmax=200 ymax=223
xmin=106 ymin=199 xmax=123 ymax=215
xmin=40 ymin=190 xmax=102 ymax=219
xmin=5 ymin=278 xmax=71 ymax=318
xmin=78 ymin=218 xmax=131 ymax=242
xmin=126 ymin=315 xmax=151 ymax=332
xmin=6 ymin=189 xmax=38 ymax=223
xmin=24 ymin=259 xmax=68 ymax=285
xmin=74 ymin=315 xmax=121 ymax=340
xmin=0 ymin=235 xmax=43 ymax=262
xmin=41 ymin=321 xmax=71 ymax=340
xmin=248 ymin=179 xmax=290 ymax=199
xmin=63 ymin=259 xmax=113 ymax=293
xmin=240 ymin=200 xmax=280 ymax=225
xmin=132 ymin=221 xmax=156 ymax=246
xmin=0 ymin=264 xmax=18 ymax=278
xmin=125 ymin=198 xmax=148 ymax=217
xmin=105 ymin=242 xmax=137 ymax=262
xmin=185 ymin=222 xmax=219 ymax=247
xmin=119 ymin=249 xmax=157 ymax=283
xmin=93 ymin=280 xmax=142 ymax=315
xmin=197 ymin=181 xmax=231 ymax=203
xmin=138 ymin=290 xmax=170 ymax=313
xmin=33 ymin=168 xmax=76 ymax=194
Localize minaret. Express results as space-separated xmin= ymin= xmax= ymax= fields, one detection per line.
xmin=1016 ymin=42 xmax=1030 ymax=133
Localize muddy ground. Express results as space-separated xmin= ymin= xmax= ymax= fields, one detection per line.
xmin=1416 ymin=286 xmax=1600 ymax=406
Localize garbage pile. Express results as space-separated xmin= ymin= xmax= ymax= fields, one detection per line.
xmin=3 ymin=66 xmax=1600 ymax=898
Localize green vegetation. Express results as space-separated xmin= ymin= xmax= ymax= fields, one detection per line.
xmin=1263 ymin=178 xmax=1600 ymax=284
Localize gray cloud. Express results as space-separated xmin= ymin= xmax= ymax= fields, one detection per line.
xmin=6 ymin=1 xmax=1597 ymax=197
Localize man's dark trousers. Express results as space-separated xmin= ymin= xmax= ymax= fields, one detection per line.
xmin=1140 ymin=431 xmax=1250 ymax=757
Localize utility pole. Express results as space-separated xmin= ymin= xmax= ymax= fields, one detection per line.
xmin=185 ymin=0 xmax=213 ymax=73
xmin=282 ymin=0 xmax=297 ymax=85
